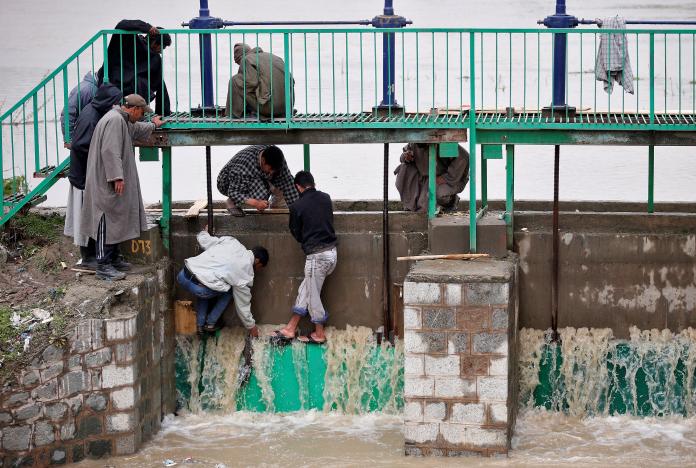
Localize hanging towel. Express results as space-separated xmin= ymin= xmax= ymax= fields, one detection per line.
xmin=595 ymin=16 xmax=635 ymax=95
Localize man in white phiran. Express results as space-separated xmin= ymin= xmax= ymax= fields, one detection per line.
xmin=177 ymin=228 xmax=268 ymax=336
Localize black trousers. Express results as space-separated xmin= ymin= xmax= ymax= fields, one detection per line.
xmin=96 ymin=215 xmax=119 ymax=265
xmin=79 ymin=238 xmax=97 ymax=261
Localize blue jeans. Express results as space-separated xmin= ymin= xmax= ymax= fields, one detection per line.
xmin=177 ymin=268 xmax=234 ymax=327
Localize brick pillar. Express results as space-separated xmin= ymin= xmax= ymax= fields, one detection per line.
xmin=402 ymin=258 xmax=517 ymax=457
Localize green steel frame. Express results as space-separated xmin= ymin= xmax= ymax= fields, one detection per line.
xmin=2 ymin=27 xmax=696 ymax=252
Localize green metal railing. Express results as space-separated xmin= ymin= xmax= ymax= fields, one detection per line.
xmin=3 ymin=28 xmax=696 ymax=249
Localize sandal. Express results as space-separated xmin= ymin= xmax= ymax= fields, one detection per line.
xmin=270 ymin=330 xmax=295 ymax=346
xmin=297 ymin=334 xmax=326 ymax=345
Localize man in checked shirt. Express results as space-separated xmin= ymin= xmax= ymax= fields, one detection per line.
xmin=217 ymin=145 xmax=299 ymax=216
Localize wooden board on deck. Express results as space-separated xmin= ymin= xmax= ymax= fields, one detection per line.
xmin=184 ymin=199 xmax=208 ymax=218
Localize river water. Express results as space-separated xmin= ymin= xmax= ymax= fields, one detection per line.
xmin=76 ymin=325 xmax=696 ymax=467
xmin=1 ymin=0 xmax=696 ymax=205
xmin=72 ymin=411 xmax=696 ymax=467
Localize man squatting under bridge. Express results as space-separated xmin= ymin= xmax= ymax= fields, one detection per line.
xmin=394 ymin=142 xmax=470 ymax=213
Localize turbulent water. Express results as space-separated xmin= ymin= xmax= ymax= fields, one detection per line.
xmin=72 ymin=409 xmax=696 ymax=467
xmin=97 ymin=325 xmax=696 ymax=468
xmin=177 ymin=325 xmax=403 ymax=414
xmin=519 ymin=326 xmax=696 ymax=417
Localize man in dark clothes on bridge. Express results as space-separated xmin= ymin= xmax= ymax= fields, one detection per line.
xmin=216 ymin=145 xmax=299 ymax=216
xmin=97 ymin=19 xmax=171 ymax=115
xmin=63 ymin=83 xmax=123 ymax=270
xmin=273 ymin=171 xmax=337 ymax=345
xmin=394 ymin=142 xmax=470 ymax=213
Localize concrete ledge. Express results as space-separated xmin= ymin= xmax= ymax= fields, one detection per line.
xmin=429 ymin=214 xmax=507 ymax=257
xmin=406 ymin=259 xmax=514 ymax=285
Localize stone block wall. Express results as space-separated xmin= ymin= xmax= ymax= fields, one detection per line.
xmin=0 ymin=267 xmax=176 ymax=466
xmin=402 ymin=258 xmax=518 ymax=457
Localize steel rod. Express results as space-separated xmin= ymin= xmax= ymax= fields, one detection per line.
xmin=206 ymin=146 xmax=214 ymax=233
xmin=551 ymin=145 xmax=560 ymax=342
xmin=382 ymin=143 xmax=392 ymax=339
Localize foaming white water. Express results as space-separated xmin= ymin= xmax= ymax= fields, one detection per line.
xmin=513 ymin=408 xmax=696 ymax=467
xmin=75 ymin=410 xmax=696 ymax=467
xmin=180 ymin=325 xmax=403 ymax=414
xmin=519 ymin=326 xmax=696 ymax=417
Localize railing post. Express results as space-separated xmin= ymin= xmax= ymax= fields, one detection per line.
xmin=0 ymin=126 xmax=3 ymax=210
xmin=62 ymin=68 xmax=70 ymax=143
xmin=283 ymin=33 xmax=293 ymax=124
xmin=161 ymin=147 xmax=172 ymax=252
xmin=428 ymin=144 xmax=437 ymax=219
xmin=32 ymin=94 xmax=40 ymax=172
xmin=102 ymin=33 xmax=109 ymax=84
xmin=648 ymin=145 xmax=655 ymax=213
xmin=303 ymin=144 xmax=311 ymax=171
xmin=481 ymin=152 xmax=488 ymax=209
xmin=505 ymin=144 xmax=515 ymax=250
xmin=649 ymin=32 xmax=655 ymax=124
xmin=469 ymin=32 xmax=478 ymax=253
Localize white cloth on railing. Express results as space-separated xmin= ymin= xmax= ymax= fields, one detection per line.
xmin=595 ymin=16 xmax=635 ymax=95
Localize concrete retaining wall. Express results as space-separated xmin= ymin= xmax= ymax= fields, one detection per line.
xmin=515 ymin=211 xmax=696 ymax=338
xmin=169 ymin=210 xmax=427 ymax=331
xmin=0 ymin=266 xmax=176 ymax=466
xmin=168 ymin=204 xmax=696 ymax=337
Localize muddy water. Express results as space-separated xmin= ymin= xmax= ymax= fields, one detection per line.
xmin=74 ymin=410 xmax=696 ymax=467
xmin=72 ymin=325 xmax=696 ymax=468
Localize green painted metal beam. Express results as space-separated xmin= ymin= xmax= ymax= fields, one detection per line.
xmin=468 ymin=32 xmax=478 ymax=253
xmin=146 ymin=128 xmax=469 ymax=147
xmin=648 ymin=145 xmax=655 ymax=213
xmin=476 ymin=129 xmax=696 ymax=146
xmin=161 ymin=147 xmax=172 ymax=252
xmin=428 ymin=144 xmax=437 ymax=219
xmin=505 ymin=145 xmax=515 ymax=250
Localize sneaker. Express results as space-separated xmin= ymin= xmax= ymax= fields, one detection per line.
xmin=78 ymin=257 xmax=98 ymax=271
xmin=96 ymin=264 xmax=126 ymax=281
xmin=196 ymin=326 xmax=205 ymax=337
xmin=112 ymin=256 xmax=132 ymax=272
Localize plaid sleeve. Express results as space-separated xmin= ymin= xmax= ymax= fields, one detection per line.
xmin=274 ymin=164 xmax=299 ymax=206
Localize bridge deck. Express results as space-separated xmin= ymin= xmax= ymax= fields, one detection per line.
xmin=164 ymin=110 xmax=696 ymax=128
xmin=149 ymin=110 xmax=696 ymax=147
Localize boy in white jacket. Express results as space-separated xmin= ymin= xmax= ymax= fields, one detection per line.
xmin=177 ymin=229 xmax=268 ymax=336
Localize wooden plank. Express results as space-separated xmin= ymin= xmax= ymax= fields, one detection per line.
xmin=184 ymin=199 xmax=208 ymax=218
xmin=175 ymin=300 xmax=197 ymax=335
xmin=396 ymin=253 xmax=490 ymax=261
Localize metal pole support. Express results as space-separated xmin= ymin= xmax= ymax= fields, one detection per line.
xmin=161 ymin=147 xmax=172 ymax=252
xmin=505 ymin=145 xmax=515 ymax=250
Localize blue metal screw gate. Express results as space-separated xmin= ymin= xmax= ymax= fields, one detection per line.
xmin=542 ymin=0 xmax=578 ymax=113
xmin=373 ymin=0 xmax=410 ymax=109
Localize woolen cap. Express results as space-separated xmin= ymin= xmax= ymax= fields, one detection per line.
xmin=124 ymin=94 xmax=153 ymax=113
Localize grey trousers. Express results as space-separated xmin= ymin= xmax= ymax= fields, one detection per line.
xmin=293 ymin=247 xmax=337 ymax=324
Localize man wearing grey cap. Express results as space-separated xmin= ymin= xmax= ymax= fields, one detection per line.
xmin=80 ymin=94 xmax=164 ymax=280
